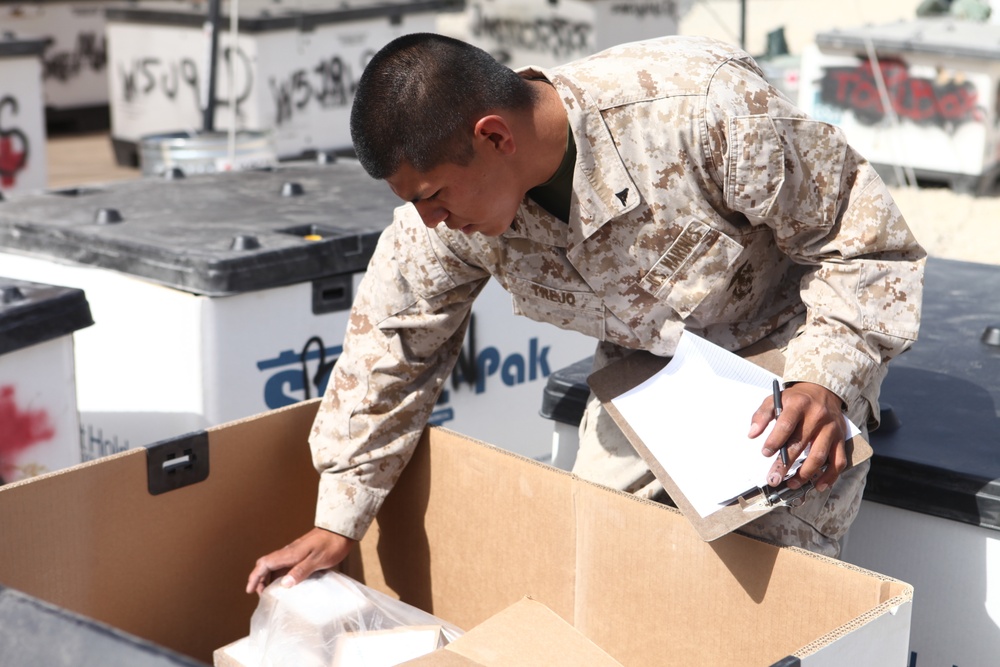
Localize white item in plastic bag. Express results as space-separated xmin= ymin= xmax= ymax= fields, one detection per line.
xmin=248 ymin=570 xmax=463 ymax=667
xmin=331 ymin=626 xmax=443 ymax=667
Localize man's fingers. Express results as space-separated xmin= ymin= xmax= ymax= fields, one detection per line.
xmin=761 ymin=417 xmax=797 ymax=457
xmin=246 ymin=561 xmax=272 ymax=594
xmin=748 ymin=397 xmax=777 ymax=439
xmin=812 ymin=438 xmax=848 ymax=492
xmin=245 ymin=536 xmax=313 ymax=594
xmin=246 ymin=528 xmax=357 ymax=596
xmin=282 ymin=562 xmax=317 ymax=589
xmin=280 ymin=549 xmax=328 ymax=589
xmin=765 ymin=438 xmax=810 ymax=487
xmin=246 ymin=551 xmax=293 ymax=594
xmin=753 ymin=382 xmax=852 ymax=499
xmin=794 ymin=410 xmax=847 ymax=479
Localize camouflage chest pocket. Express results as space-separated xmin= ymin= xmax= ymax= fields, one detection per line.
xmin=506 ymin=274 xmax=605 ymax=339
xmin=639 ymin=219 xmax=744 ymax=319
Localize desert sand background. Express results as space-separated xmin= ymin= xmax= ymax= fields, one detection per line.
xmin=887 ymin=186 xmax=1000 ymax=265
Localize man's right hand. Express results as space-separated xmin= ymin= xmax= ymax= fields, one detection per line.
xmin=246 ymin=527 xmax=357 ymax=595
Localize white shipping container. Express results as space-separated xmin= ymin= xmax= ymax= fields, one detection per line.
xmin=799 ymin=18 xmax=1000 ymax=194
xmin=839 ymin=257 xmax=1000 ymax=667
xmin=462 ymin=0 xmax=681 ymax=68
xmin=0 ymin=1 xmax=110 ymax=123
xmin=0 ymin=161 xmax=594 ymax=462
xmin=0 ymin=279 xmax=93 ymax=482
xmin=105 ymin=0 xmax=457 ymax=166
xmin=0 ymin=34 xmax=47 ymax=196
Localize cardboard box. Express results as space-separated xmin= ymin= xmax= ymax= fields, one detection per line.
xmin=214 ymin=597 xmax=615 ymax=667
xmin=0 ymin=400 xmax=913 ymax=666
xmin=402 ymin=597 xmax=623 ymax=666
xmin=219 ymin=625 xmax=447 ymax=667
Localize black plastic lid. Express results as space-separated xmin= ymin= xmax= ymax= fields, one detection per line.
xmin=865 ymin=257 xmax=1000 ymax=530
xmin=0 ymin=278 xmax=94 ymax=356
xmin=539 ymin=355 xmax=593 ymax=425
xmin=0 ymin=162 xmax=396 ymax=296
xmin=0 ymin=585 xmax=203 ymax=667
xmin=0 ymin=33 xmax=48 ymax=59
xmin=105 ymin=0 xmax=462 ymax=33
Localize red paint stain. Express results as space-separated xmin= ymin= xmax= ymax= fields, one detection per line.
xmin=0 ymin=134 xmax=28 ymax=188
xmin=0 ymin=385 xmax=55 ymax=474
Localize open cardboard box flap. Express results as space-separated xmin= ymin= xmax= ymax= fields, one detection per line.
xmin=400 ymin=597 xmax=623 ymax=666
xmin=0 ymin=400 xmax=912 ymax=666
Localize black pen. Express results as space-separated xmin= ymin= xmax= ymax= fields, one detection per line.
xmin=772 ymin=378 xmax=789 ymax=467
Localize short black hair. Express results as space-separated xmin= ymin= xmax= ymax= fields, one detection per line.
xmin=350 ymin=33 xmax=537 ymax=179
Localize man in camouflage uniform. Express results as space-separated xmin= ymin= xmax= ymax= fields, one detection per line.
xmin=247 ymin=33 xmax=924 ymax=594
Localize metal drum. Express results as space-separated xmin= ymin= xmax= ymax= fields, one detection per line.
xmin=138 ymin=129 xmax=276 ymax=177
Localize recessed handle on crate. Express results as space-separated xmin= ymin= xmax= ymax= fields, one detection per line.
xmin=312 ymin=274 xmax=353 ymax=315
xmin=145 ymin=432 xmax=210 ymax=495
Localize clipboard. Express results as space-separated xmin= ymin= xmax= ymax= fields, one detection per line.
xmin=586 ymin=341 xmax=873 ymax=542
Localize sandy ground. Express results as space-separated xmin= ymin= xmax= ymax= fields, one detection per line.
xmin=45 ymin=131 xmax=140 ymax=191
xmin=887 ymin=186 xmax=1000 ymax=266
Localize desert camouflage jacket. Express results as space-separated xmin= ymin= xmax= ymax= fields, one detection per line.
xmin=309 ymin=35 xmax=926 ymax=540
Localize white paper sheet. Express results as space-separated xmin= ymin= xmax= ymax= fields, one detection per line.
xmin=610 ymin=331 xmax=860 ymax=518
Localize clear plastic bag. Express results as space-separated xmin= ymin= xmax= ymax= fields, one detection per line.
xmin=248 ymin=570 xmax=464 ymax=667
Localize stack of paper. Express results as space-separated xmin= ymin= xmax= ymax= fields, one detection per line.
xmin=611 ymin=331 xmax=859 ymax=518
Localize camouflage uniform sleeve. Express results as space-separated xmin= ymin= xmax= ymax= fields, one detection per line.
xmin=704 ymin=56 xmax=926 ymax=424
xmin=309 ymin=206 xmax=490 ymax=540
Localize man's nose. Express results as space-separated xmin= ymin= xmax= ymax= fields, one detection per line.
xmin=413 ymin=201 xmax=447 ymax=228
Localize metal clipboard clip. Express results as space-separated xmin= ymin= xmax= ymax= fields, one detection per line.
xmin=737 ymin=481 xmax=816 ymax=512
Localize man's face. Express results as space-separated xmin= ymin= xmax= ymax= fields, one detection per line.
xmin=385 ymin=148 xmax=523 ymax=238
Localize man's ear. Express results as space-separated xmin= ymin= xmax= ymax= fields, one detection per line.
xmin=473 ymin=115 xmax=516 ymax=155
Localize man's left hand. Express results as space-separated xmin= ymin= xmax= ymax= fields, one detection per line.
xmin=748 ymin=382 xmax=848 ymax=493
